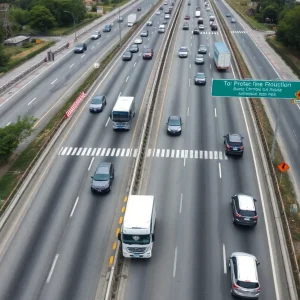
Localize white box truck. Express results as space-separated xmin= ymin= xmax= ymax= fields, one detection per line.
xmin=118 ymin=195 xmax=156 ymax=258
xmin=213 ymin=42 xmax=231 ymax=70
xmin=195 ymin=7 xmax=201 ymax=17
xmin=111 ymin=96 xmax=135 ymax=130
xmin=128 ymin=14 xmax=137 ymax=27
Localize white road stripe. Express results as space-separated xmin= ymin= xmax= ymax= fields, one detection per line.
xmin=161 ymin=149 xmax=165 ymax=157
xmin=121 ymin=148 xmax=125 ymax=156
xmin=70 ymin=197 xmax=79 ymax=217
xmin=179 ymin=193 xmax=183 ymax=213
xmin=71 ymin=148 xmax=77 ymax=155
xmin=126 ymin=148 xmax=131 ymax=156
xmin=111 ymin=148 xmax=116 ymax=156
xmin=116 ymin=148 xmax=120 ymax=156
xmin=156 ymin=149 xmax=160 ymax=157
xmin=209 ymin=151 xmax=213 ymax=159
xmin=86 ymin=148 xmax=92 ymax=156
xmin=51 ymin=78 xmax=58 ymax=85
xmin=81 ymin=148 xmax=87 ymax=156
xmin=96 ymin=148 xmax=101 ymax=156
xmin=46 ymin=254 xmax=59 ymax=283
xmin=91 ymin=148 xmax=97 ymax=156
xmin=76 ymin=148 xmax=82 ymax=155
xmin=147 ymin=149 xmax=151 ymax=157
xmin=223 ymin=244 xmax=227 ymax=274
xmin=67 ymin=147 xmax=73 ymax=156
xmin=166 ymin=149 xmax=170 ymax=157
xmin=101 ymin=148 xmax=106 ymax=156
xmin=173 ymin=247 xmax=178 ymax=278
xmin=133 ymin=149 xmax=138 ymax=157
xmin=88 ymin=157 xmax=95 ymax=171
xmin=204 ymin=151 xmax=208 ymax=159
xmin=190 ymin=150 xmax=193 ymax=159
xmin=181 ymin=150 xmax=184 ymax=158
xmin=219 ymin=163 xmax=222 ymax=178
xmin=106 ymin=148 xmax=111 ymax=156
xmin=28 ymin=97 xmax=36 ymax=105
xmin=214 ymin=151 xmax=218 ymax=159
xmin=61 ymin=148 xmax=68 ymax=155
xmin=195 ymin=150 xmax=198 ymax=159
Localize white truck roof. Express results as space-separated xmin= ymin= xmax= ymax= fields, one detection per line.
xmin=123 ymin=195 xmax=154 ymax=235
xmin=112 ymin=96 xmax=134 ymax=112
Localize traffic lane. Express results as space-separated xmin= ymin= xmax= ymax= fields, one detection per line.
xmin=40 ymin=155 xmax=132 ymax=300
xmin=0 ymin=155 xmax=93 ymax=300
xmin=124 ymin=157 xmax=186 ymax=300
xmin=0 ymin=0 xmax=157 ymax=126
xmin=58 ymin=27 xmax=165 ymax=152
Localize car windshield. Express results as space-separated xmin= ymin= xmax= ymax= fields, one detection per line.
xmin=131 ymin=44 xmax=137 ymax=48
xmin=122 ymin=234 xmax=151 ymax=244
xmin=237 ymin=280 xmax=259 ymax=289
xmin=77 ymin=44 xmax=83 ymax=47
xmin=200 ymin=45 xmax=206 ymax=48
xmin=196 ymin=54 xmax=203 ymax=58
xmin=112 ymin=111 xmax=130 ymax=122
xmin=93 ymin=32 xmax=99 ymax=35
xmin=169 ymin=118 xmax=180 ymax=126
xmin=91 ymin=97 xmax=103 ymax=104
xmin=144 ymin=49 xmax=152 ymax=53
xmin=196 ymin=73 xmax=204 ymax=78
xmin=94 ymin=168 xmax=109 ymax=181
xmin=180 ymin=47 xmax=187 ymax=52
xmin=124 ymin=52 xmax=131 ymax=56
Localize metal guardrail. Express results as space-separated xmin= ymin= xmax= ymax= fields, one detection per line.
xmin=212 ymin=1 xmax=299 ymax=299
xmin=102 ymin=0 xmax=184 ymax=299
xmin=0 ymin=0 xmax=140 ymax=95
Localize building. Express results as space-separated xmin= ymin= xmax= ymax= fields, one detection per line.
xmin=4 ymin=36 xmax=31 ymax=46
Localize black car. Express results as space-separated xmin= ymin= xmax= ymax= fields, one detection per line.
xmin=193 ymin=28 xmax=200 ymax=35
xmin=182 ymin=22 xmax=189 ymax=30
xmin=223 ymin=133 xmax=244 ymax=156
xmin=137 ymin=7 xmax=141 ymax=11
xmin=74 ymin=43 xmax=87 ymax=53
xmin=91 ymin=162 xmax=114 ymax=193
xmin=89 ymin=95 xmax=107 ymax=112
xmin=103 ymin=24 xmax=111 ymax=32
xmin=129 ymin=44 xmax=139 ymax=53
xmin=211 ymin=24 xmax=218 ymax=31
xmin=167 ymin=115 xmax=182 ymax=135
xmin=231 ymin=194 xmax=258 ymax=226
xmin=122 ymin=51 xmax=133 ymax=61
xmin=197 ymin=18 xmax=204 ymax=24
xmin=194 ymin=72 xmax=206 ymax=85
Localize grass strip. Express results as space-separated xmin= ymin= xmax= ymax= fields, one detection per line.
xmin=0 ymin=41 xmax=55 ymax=74
xmin=0 ymin=0 xmax=161 ymax=214
xmin=213 ymin=1 xmax=300 ymax=296
xmin=266 ymin=36 xmax=300 ymax=79
xmin=224 ymin=0 xmax=269 ymax=31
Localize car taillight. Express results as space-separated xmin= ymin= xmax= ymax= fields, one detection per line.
xmin=240 ymin=146 xmax=244 ymax=150
xmin=257 ymin=287 xmax=261 ymax=292
xmin=235 ymin=213 xmax=241 ymax=218
xmin=253 ymin=215 xmax=258 ymax=220
xmin=226 ymin=144 xmax=231 ymax=149
xmin=233 ymin=283 xmax=239 ymax=290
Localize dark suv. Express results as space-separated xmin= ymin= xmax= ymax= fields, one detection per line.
xmin=91 ymin=162 xmax=114 ymax=193
xmin=224 ymin=133 xmax=244 ymax=156
xmin=231 ymin=194 xmax=258 ymax=226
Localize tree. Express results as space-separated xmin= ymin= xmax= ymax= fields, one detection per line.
xmin=263 ymin=4 xmax=280 ymax=23
xmin=29 ymin=5 xmax=56 ymax=33
xmin=0 ymin=116 xmax=36 ymax=162
xmin=0 ymin=45 xmax=10 ymax=67
xmin=10 ymin=7 xmax=30 ymax=26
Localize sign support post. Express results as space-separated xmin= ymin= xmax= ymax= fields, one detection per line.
xmin=270 ymin=98 xmax=281 ymax=161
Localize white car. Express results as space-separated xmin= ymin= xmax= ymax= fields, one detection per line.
xmin=156 ymin=10 xmax=161 ymax=15
xmin=165 ymin=14 xmax=170 ymax=19
xmin=134 ymin=38 xmax=143 ymax=44
xmin=91 ymin=31 xmax=101 ymax=40
xmin=199 ymin=24 xmax=205 ymax=30
xmin=178 ymin=46 xmax=188 ymax=58
xmin=206 ymin=6 xmax=210 ymax=11
xmin=147 ymin=20 xmax=153 ymax=26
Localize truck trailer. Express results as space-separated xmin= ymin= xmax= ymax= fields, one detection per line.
xmin=213 ymin=42 xmax=231 ymax=70
xmin=127 ymin=14 xmax=137 ymax=26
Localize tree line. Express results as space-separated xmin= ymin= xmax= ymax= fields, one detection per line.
xmin=250 ymin=0 xmax=300 ymax=50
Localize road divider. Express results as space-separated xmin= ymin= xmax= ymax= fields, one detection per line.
xmin=212 ymin=1 xmax=299 ymax=299
xmin=100 ymin=0 xmax=184 ymax=299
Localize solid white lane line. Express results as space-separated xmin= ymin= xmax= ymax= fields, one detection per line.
xmin=173 ymin=247 xmax=178 ymax=278
xmin=219 ymin=163 xmax=222 ymax=178
xmin=70 ymin=197 xmax=79 ymax=217
xmin=214 ymin=108 xmax=217 ymax=117
xmin=28 ymin=97 xmax=36 ymax=105
xmin=46 ymin=254 xmax=59 ymax=283
xmin=6 ymin=122 xmax=11 ymax=126
xmin=105 ymin=117 xmax=110 ymax=127
xmin=88 ymin=157 xmax=95 ymax=171
xmin=223 ymin=244 xmax=227 ymax=274
xmin=69 ymin=63 xmax=74 ymax=68
xmin=126 ymin=76 xmax=129 ymax=82
xmin=134 ymin=62 xmax=137 ymax=67
xmin=51 ymin=78 xmax=58 ymax=85
xmin=179 ymin=193 xmax=183 ymax=213
xmin=187 ymin=107 xmax=190 ymax=116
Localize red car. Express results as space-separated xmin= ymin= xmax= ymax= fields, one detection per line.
xmin=184 ymin=15 xmax=190 ymax=20
xmin=143 ymin=48 xmax=154 ymax=59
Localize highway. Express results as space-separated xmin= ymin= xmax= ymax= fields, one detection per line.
xmin=0 ymin=0 xmax=157 ymax=128
xmin=215 ymin=0 xmax=300 ymax=197
xmin=122 ymin=0 xmax=290 ymax=299
xmin=0 ymin=3 xmax=176 ymax=300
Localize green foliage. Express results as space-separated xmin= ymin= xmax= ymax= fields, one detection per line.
xmin=263 ymin=3 xmax=280 ymax=22
xmin=0 ymin=116 xmax=37 ymax=162
xmin=92 ymin=4 xmax=97 ymax=12
xmin=276 ymin=6 xmax=300 ymax=50
xmin=29 ymin=5 xmax=56 ymax=32
xmin=9 ymin=7 xmax=30 ymax=26
xmin=22 ymin=42 xmax=33 ymax=48
xmin=0 ymin=45 xmax=10 ymax=67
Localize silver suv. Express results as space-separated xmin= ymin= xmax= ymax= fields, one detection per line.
xmin=229 ymin=252 xmax=260 ymax=299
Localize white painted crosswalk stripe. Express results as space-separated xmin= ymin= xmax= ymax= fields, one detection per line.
xmin=58 ymin=147 xmax=230 ymax=160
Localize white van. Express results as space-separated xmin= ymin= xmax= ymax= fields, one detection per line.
xmin=158 ymin=24 xmax=165 ymax=33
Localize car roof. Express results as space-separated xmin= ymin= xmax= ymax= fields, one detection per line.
xmin=229 ymin=133 xmax=242 ymax=142
xmin=232 ymin=253 xmax=258 ymax=282
xmin=236 ymin=194 xmax=255 ymax=211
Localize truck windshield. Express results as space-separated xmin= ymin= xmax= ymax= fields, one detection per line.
xmin=122 ymin=234 xmax=151 ymax=244
xmin=112 ymin=111 xmax=130 ymax=122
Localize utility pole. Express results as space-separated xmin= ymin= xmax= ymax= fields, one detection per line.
xmin=64 ymin=10 xmax=77 ymax=41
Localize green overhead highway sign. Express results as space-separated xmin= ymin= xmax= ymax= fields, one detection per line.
xmin=211 ymin=79 xmax=300 ymax=99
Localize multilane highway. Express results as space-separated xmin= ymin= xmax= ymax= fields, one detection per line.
xmin=0 ymin=0 xmax=156 ymax=128
xmin=215 ymin=0 xmax=300 ymax=198
xmin=0 ymin=3 xmax=176 ymax=300
xmin=122 ymin=0 xmax=289 ymax=299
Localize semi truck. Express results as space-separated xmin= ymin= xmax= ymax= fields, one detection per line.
xmin=111 ymin=96 xmax=135 ymax=130
xmin=118 ymin=195 xmax=156 ymax=258
xmin=213 ymin=42 xmax=231 ymax=70
xmin=127 ymin=14 xmax=137 ymax=26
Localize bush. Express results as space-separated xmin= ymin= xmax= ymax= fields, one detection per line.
xmin=31 ymin=38 xmax=36 ymax=43
xmin=22 ymin=42 xmax=33 ymax=48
